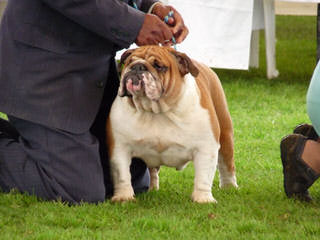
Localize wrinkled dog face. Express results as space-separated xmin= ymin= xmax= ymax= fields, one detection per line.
xmin=118 ymin=46 xmax=199 ymax=103
xmin=119 ymin=50 xmax=169 ymax=101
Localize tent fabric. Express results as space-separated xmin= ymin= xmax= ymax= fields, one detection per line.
xmin=163 ymin=0 xmax=254 ymax=70
xmin=117 ymin=0 xmax=257 ymax=70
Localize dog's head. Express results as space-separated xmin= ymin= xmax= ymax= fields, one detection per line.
xmin=118 ymin=46 xmax=199 ymax=102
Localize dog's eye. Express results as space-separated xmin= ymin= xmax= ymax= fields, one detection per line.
xmin=153 ymin=61 xmax=168 ymax=73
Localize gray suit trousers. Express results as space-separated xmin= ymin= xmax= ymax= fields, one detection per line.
xmin=0 ymin=116 xmax=106 ymax=203
xmin=0 ymin=115 xmax=150 ymax=204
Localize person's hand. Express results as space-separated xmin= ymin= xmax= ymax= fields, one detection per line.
xmin=135 ymin=14 xmax=173 ymax=46
xmin=151 ymin=4 xmax=189 ymax=44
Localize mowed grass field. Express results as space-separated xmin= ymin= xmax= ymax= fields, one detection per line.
xmin=1 ymin=16 xmax=320 ymax=239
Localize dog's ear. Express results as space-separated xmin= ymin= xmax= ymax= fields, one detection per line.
xmin=171 ymin=51 xmax=199 ymax=77
xmin=117 ymin=49 xmax=135 ymax=76
xmin=120 ymin=49 xmax=135 ymax=66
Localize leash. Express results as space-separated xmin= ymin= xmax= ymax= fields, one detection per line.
xmin=132 ymin=0 xmax=138 ymax=10
xmin=132 ymin=0 xmax=177 ymax=50
xmin=164 ymin=11 xmax=177 ymax=50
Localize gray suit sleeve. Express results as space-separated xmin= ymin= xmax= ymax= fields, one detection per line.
xmin=135 ymin=0 xmax=159 ymax=12
xmin=40 ymin=0 xmax=159 ymax=48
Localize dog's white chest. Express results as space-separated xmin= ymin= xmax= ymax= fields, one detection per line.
xmin=110 ymin=75 xmax=217 ymax=169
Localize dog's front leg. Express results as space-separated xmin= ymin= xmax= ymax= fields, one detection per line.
xmin=191 ymin=150 xmax=218 ymax=203
xmin=110 ymin=147 xmax=135 ymax=202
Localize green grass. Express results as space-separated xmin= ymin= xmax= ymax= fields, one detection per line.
xmin=1 ymin=15 xmax=320 ymax=239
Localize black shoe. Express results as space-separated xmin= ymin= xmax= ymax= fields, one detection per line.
xmin=294 ymin=124 xmax=319 ymax=141
xmin=280 ymin=134 xmax=320 ymax=202
xmin=0 ymin=118 xmax=20 ymax=141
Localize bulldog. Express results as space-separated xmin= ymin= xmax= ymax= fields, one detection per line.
xmin=107 ymin=46 xmax=238 ymax=203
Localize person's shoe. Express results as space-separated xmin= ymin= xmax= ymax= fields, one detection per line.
xmin=294 ymin=124 xmax=319 ymax=141
xmin=0 ymin=118 xmax=19 ymax=141
xmin=280 ymin=134 xmax=320 ymax=202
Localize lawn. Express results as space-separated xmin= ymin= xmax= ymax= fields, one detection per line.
xmin=1 ymin=15 xmax=320 ymax=239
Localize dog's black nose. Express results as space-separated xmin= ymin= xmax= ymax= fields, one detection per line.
xmin=131 ymin=63 xmax=147 ymax=72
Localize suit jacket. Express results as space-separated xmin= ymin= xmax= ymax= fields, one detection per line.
xmin=0 ymin=0 xmax=157 ymax=133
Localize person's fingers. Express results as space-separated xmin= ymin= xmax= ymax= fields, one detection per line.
xmin=171 ymin=11 xmax=183 ymax=33
xmin=152 ymin=3 xmax=170 ymax=20
xmin=166 ymin=17 xmax=175 ymax=26
xmin=135 ymin=14 xmax=173 ymax=46
xmin=161 ymin=22 xmax=174 ymax=43
xmin=169 ymin=10 xmax=188 ymax=42
xmin=151 ymin=4 xmax=189 ymax=44
xmin=174 ymin=25 xmax=189 ymax=43
xmin=166 ymin=8 xmax=188 ymax=44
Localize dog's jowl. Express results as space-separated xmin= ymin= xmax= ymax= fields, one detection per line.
xmin=107 ymin=46 xmax=238 ymax=203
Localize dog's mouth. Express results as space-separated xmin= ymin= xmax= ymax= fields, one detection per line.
xmin=119 ymin=65 xmax=163 ymax=101
xmin=122 ymin=72 xmax=145 ymax=97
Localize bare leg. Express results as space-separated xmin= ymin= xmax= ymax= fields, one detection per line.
xmin=302 ymin=140 xmax=320 ymax=174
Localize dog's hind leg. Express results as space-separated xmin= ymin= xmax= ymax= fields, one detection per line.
xmin=218 ymin=131 xmax=238 ymax=188
xmin=148 ymin=167 xmax=160 ymax=191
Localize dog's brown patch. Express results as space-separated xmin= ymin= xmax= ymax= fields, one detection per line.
xmin=193 ymin=61 xmax=235 ymax=173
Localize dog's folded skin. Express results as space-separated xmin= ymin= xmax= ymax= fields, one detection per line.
xmin=107 ymin=46 xmax=238 ymax=203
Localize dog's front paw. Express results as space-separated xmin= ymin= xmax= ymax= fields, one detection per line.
xmin=191 ymin=191 xmax=217 ymax=204
xmin=111 ymin=187 xmax=135 ymax=203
